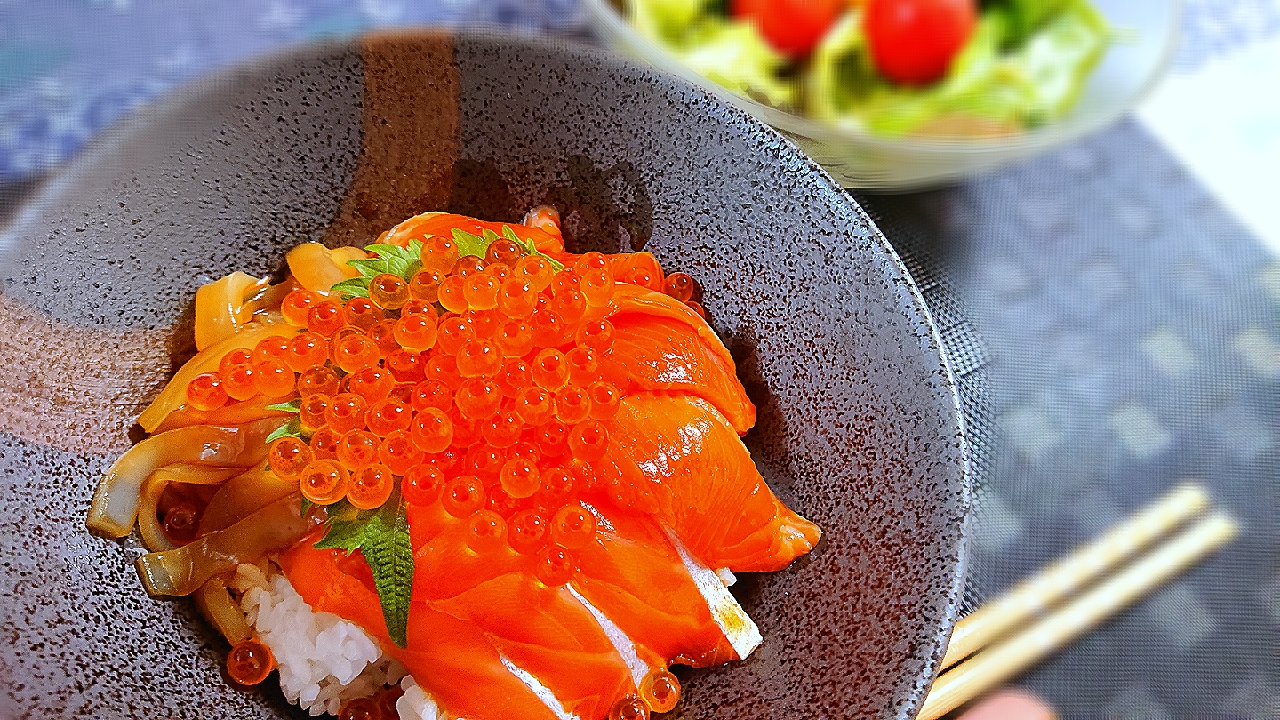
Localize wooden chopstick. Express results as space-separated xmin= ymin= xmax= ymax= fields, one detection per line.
xmin=917 ymin=511 xmax=1236 ymax=720
xmin=941 ymin=482 xmax=1210 ymax=670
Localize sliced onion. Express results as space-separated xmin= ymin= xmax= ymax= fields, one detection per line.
xmin=195 ymin=574 xmax=251 ymax=644
xmin=151 ymin=394 xmax=296 ymax=434
xmin=286 ymin=243 xmax=365 ymax=292
xmin=86 ymin=418 xmax=281 ymax=539
xmin=198 ymin=461 xmax=297 ymax=536
xmin=194 ymin=272 xmax=267 ymax=351
xmin=136 ymin=465 xmax=243 ymax=552
xmin=137 ymin=321 xmax=293 ymax=432
xmin=150 ymin=464 xmax=244 ymax=486
xmin=135 ymin=493 xmax=311 ymax=597
xmin=137 ymin=474 xmax=178 ymax=552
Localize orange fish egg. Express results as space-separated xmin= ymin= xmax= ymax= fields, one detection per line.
xmin=365 ymin=397 xmax=411 ymax=436
xmin=411 ymin=380 xmax=453 ymax=413
xmin=307 ymin=299 xmax=346 ymax=337
xmin=267 ymin=436 xmax=312 ymax=479
xmin=587 ymin=380 xmax=621 ymax=421
xmin=392 ymin=313 xmax=437 ymax=354
xmin=299 ymin=394 xmax=328 ymax=430
xmin=218 ymin=347 xmax=254 ymax=377
xmin=498 ymin=278 xmax=538 ymax=318
xmin=425 ymin=353 xmax=464 ymax=391
xmin=332 ymin=333 xmax=380 ymax=373
xmin=550 ymin=504 xmax=596 ymax=549
xmin=402 ymin=463 xmax=445 ymax=506
xmin=533 ymin=544 xmax=576 ymax=586
xmin=286 ymin=332 xmax=329 ymax=372
xmin=252 ymin=335 xmax=291 ymax=366
xmin=554 ymin=386 xmax=591 ymax=425
xmin=348 ymin=464 xmax=394 ymax=510
xmin=377 ymin=430 xmax=424 ymax=475
xmin=227 ymin=638 xmax=275 ymax=686
xmin=639 ymin=669 xmax=681 ymax=713
xmin=508 ymin=509 xmax=548 ymax=554
xmin=298 ymin=460 xmax=348 ymax=505
xmin=252 ymin=358 xmax=296 ymax=399
xmin=347 ymin=366 xmax=394 ymax=403
xmin=420 ymin=236 xmax=460 ymax=274
xmin=499 ymin=458 xmax=540 ymax=499
xmin=344 ymin=296 xmax=382 ymax=330
xmin=575 ymin=319 xmax=615 ymax=354
xmin=465 ymin=509 xmax=508 ymax=554
xmin=442 ymin=475 xmax=485 ymax=518
xmin=484 ymin=238 xmax=525 ymax=266
xmin=496 ymin=359 xmax=531 ymax=397
xmin=411 ymin=407 xmax=454 ymax=454
xmin=456 ymin=339 xmax=502 ymax=379
xmin=462 ymin=273 xmax=500 ymax=311
xmin=482 ymin=410 xmax=524 ymax=449
xmin=185 ymin=372 xmax=228 ymax=412
xmin=369 ymin=273 xmax=409 ymax=310
xmin=437 ymin=276 xmax=468 ymax=313
xmin=222 ymin=364 xmax=258 ymax=402
xmin=514 ymin=254 xmax=556 ymax=292
xmin=280 ymin=289 xmax=317 ymax=326
xmin=579 ymin=267 xmax=615 ymax=307
xmin=408 ymin=269 xmax=442 ymax=305
xmin=324 ymin=393 xmax=367 ymax=434
xmin=532 ymin=349 xmax=570 ymax=392
xmin=298 ymin=365 xmax=341 ymax=397
xmin=309 ymin=426 xmax=342 ymax=462
xmin=337 ymin=429 xmax=379 ymax=470
xmin=455 ymin=377 xmax=502 ymax=420
xmin=569 ymin=420 xmax=610 ymax=462
xmin=663 ymin=272 xmax=697 ymax=303
xmin=496 ymin=319 xmax=535 ymax=357
xmin=385 ymin=348 xmax=425 ymax=383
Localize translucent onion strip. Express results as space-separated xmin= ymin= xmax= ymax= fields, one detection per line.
xmin=136 ymin=493 xmax=311 ymax=597
xmin=86 ymin=418 xmax=280 ymax=538
xmin=196 ymin=574 xmax=252 ymax=645
xmin=286 ymin=243 xmax=365 ymax=292
xmin=194 ymin=272 xmax=267 ymax=351
xmin=136 ymin=321 xmax=294 ymax=432
xmin=137 ymin=465 xmax=243 ymax=552
xmin=198 ymin=461 xmax=297 ymax=535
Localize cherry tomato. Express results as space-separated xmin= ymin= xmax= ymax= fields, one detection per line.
xmin=864 ymin=0 xmax=977 ymax=85
xmin=730 ymin=0 xmax=846 ymax=58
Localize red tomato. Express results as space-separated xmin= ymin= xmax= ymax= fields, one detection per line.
xmin=731 ymin=0 xmax=846 ymax=58
xmin=864 ymin=0 xmax=977 ymax=85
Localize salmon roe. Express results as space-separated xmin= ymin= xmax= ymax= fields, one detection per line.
xmin=227 ymin=638 xmax=275 ymax=686
xmin=237 ymin=220 xmax=712 ymax=598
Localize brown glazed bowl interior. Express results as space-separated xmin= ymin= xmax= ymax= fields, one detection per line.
xmin=0 ymin=31 xmax=969 ymax=720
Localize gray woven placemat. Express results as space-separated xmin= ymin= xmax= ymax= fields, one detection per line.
xmin=855 ymin=117 xmax=1280 ymax=719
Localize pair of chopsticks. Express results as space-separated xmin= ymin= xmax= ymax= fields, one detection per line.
xmin=918 ymin=483 xmax=1237 ymax=720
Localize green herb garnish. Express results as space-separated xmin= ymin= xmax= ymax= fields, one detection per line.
xmin=264 ymin=416 xmax=303 ymax=443
xmin=331 ymin=239 xmax=424 ymax=298
xmin=314 ymin=496 xmax=415 ymax=647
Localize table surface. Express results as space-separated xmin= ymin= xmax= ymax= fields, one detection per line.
xmin=1 ymin=2 xmax=1278 ymax=718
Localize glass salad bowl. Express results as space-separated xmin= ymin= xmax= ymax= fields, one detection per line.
xmin=584 ymin=0 xmax=1181 ymax=190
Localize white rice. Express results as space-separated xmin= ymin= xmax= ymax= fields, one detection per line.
xmin=232 ymin=563 xmax=439 ymax=719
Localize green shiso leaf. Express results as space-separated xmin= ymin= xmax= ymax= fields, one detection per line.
xmin=265 ymin=399 xmax=302 ymax=413
xmin=501 ymin=225 xmax=564 ymax=271
xmin=313 ymin=495 xmax=414 ymax=647
xmin=264 ymin=417 xmax=302 ymax=444
xmin=332 ymin=238 xmax=424 ymax=299
xmin=451 ymin=227 xmax=489 ymax=258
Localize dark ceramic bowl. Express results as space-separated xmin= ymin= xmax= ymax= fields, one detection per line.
xmin=0 ymin=31 xmax=968 ymax=720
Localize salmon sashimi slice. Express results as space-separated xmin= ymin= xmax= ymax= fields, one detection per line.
xmin=570 ymin=502 xmax=749 ymax=669
xmin=381 ymin=211 xmax=566 ymax=254
xmin=281 ymin=544 xmax=566 ymax=720
xmin=405 ymin=501 xmax=525 ymax=602
xmin=600 ymin=393 xmax=821 ymax=573
xmin=588 ymin=285 xmax=755 ymax=433
xmin=433 ymin=573 xmax=635 ymax=720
